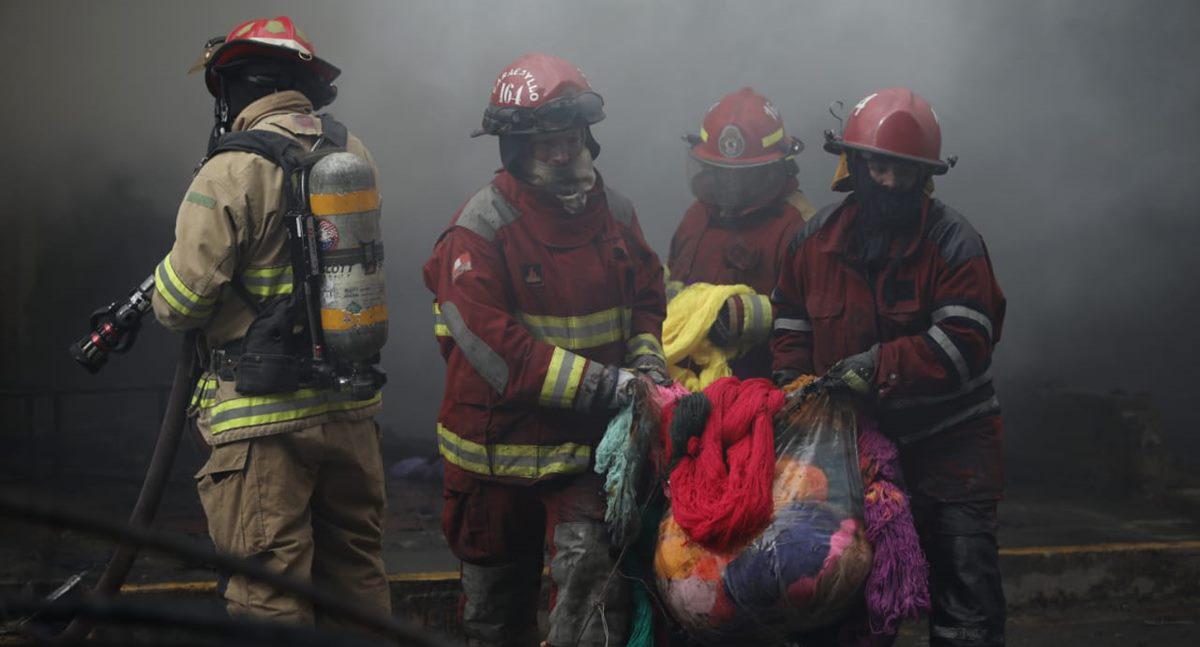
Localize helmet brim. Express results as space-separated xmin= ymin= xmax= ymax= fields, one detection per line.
xmin=688 ymin=136 xmax=801 ymax=169
xmin=204 ymin=41 xmax=340 ymax=97
xmin=823 ymin=139 xmax=949 ymax=175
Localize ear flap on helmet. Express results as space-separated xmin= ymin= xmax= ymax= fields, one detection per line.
xmin=584 ymin=126 xmax=600 ymax=161
xmin=498 ymin=134 xmax=527 ymax=176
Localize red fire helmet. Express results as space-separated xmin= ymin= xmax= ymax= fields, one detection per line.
xmin=191 ymin=16 xmax=340 ymax=98
xmin=688 ymin=87 xmax=803 ymax=167
xmin=473 ymin=53 xmax=605 ymax=137
xmin=824 ymin=87 xmax=952 ymax=174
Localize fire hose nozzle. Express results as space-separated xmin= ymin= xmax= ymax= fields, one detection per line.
xmin=70 ymin=275 xmax=156 ymax=373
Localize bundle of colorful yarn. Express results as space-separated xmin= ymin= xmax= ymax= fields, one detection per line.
xmin=653 ymin=465 xmax=873 ymax=643
xmin=595 ymin=380 xmax=689 ymax=548
xmin=653 ymin=383 xmax=927 ymax=644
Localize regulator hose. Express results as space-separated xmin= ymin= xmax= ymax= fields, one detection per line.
xmin=55 ymin=329 xmax=201 ymax=642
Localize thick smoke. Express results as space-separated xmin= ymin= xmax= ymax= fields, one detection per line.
xmin=3 ymin=0 xmax=1199 ymax=466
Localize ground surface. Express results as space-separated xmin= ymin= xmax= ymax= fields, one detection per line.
xmin=3 ymin=472 xmax=1200 ymax=645
xmin=896 ymin=599 xmax=1200 ymax=647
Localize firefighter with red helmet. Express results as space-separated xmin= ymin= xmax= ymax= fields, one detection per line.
xmin=154 ymin=17 xmax=390 ymax=625
xmin=772 ymin=88 xmax=1007 ymax=646
xmin=423 ymin=53 xmax=667 ymax=646
xmin=667 ymin=87 xmax=816 ymax=378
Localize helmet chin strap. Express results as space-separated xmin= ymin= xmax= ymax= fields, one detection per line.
xmin=207 ymin=76 xmax=232 ymax=154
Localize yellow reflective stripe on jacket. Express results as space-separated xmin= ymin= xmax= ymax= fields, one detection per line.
xmin=201 ymin=387 xmax=381 ymax=435
xmin=539 ymin=347 xmax=587 ymax=408
xmin=626 ymin=332 xmax=665 ymax=362
xmin=242 ymin=264 xmax=293 ymax=297
xmin=154 ymin=255 xmax=216 ymax=319
xmin=437 ymin=423 xmax=591 ymax=479
xmin=516 ymin=306 xmax=631 ymax=350
xmin=432 ymin=301 xmax=449 ymax=337
xmin=191 ymin=375 xmax=218 ymax=409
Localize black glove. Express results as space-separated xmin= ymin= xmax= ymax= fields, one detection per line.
xmin=593 ymin=365 xmax=636 ymax=412
xmin=707 ymin=298 xmax=741 ymax=348
xmin=823 ymin=345 xmax=879 ymax=396
xmin=772 ymin=369 xmax=801 ymax=389
xmin=633 ymin=355 xmax=672 ymax=386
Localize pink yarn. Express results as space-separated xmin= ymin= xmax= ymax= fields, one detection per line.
xmin=653 ymin=382 xmax=691 ymax=408
xmin=820 ymin=518 xmax=860 ymax=574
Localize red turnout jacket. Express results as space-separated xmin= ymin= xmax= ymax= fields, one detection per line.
xmin=667 ymin=181 xmax=815 ymax=378
xmin=424 ymin=171 xmax=666 ymax=484
xmin=771 ymin=195 xmax=1006 ymax=500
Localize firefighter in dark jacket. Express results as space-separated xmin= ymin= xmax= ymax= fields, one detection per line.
xmin=771 ymin=87 xmax=1007 ymax=646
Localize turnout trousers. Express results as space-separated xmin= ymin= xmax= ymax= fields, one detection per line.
xmin=194 ymin=418 xmax=392 ymax=628
xmin=904 ymin=417 xmax=1006 ymax=647
xmin=442 ymin=469 xmax=628 ymax=647
xmin=909 ymin=498 xmax=1006 ymax=647
xmin=798 ymin=418 xmax=1006 ymax=647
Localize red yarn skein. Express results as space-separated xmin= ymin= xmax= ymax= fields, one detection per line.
xmin=669 ymin=377 xmax=785 ymax=551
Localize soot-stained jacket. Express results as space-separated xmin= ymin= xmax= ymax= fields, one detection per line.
xmin=667 ymin=179 xmax=816 ymax=378
xmin=424 ymin=170 xmax=666 ymax=484
xmin=771 ymin=195 xmax=1005 ymax=448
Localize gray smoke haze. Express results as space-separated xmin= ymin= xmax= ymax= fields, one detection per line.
xmin=4 ymin=0 xmax=1199 ymax=466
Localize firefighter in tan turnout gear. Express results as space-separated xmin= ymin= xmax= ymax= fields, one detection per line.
xmin=151 ymin=16 xmax=391 ymax=625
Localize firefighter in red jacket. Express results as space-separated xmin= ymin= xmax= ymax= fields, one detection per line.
xmin=771 ymin=88 xmax=1007 ymax=646
xmin=666 ymin=87 xmax=816 ymax=378
xmin=423 ymin=53 xmax=667 ymax=647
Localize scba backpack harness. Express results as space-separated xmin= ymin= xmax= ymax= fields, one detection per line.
xmin=206 ymin=114 xmax=388 ymax=399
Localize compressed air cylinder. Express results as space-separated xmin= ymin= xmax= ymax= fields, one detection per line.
xmin=308 ymin=152 xmax=388 ymax=362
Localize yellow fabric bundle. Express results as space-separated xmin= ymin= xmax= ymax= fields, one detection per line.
xmin=663 ymin=282 xmax=757 ymax=391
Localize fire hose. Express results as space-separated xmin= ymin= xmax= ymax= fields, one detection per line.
xmin=55 ymin=327 xmax=201 ymax=642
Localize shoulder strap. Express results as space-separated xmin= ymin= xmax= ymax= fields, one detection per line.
xmin=205 ymin=130 xmax=308 ymax=313
xmin=206 ymin=130 xmax=302 ymax=173
xmin=317 ymin=114 xmax=348 ymax=149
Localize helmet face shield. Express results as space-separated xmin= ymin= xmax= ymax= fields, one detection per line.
xmin=535 ymin=91 xmax=604 ymax=131
xmin=687 ymin=153 xmax=788 ymax=211
xmin=479 ymin=91 xmax=605 ymax=136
